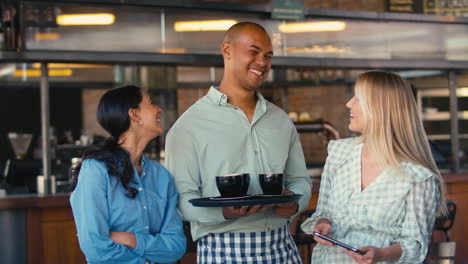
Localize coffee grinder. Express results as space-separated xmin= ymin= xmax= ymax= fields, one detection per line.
xmin=3 ymin=132 xmax=41 ymax=194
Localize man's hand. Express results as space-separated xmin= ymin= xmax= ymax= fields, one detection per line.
xmin=223 ymin=205 xmax=271 ymax=220
xmin=110 ymin=231 xmax=137 ymax=249
xmin=273 ymin=188 xmax=298 ymax=218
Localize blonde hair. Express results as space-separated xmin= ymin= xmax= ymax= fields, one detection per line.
xmin=355 ymin=71 xmax=447 ymax=216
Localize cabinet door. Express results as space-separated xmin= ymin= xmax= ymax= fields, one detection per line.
xmin=42 ymin=220 xmax=85 ymax=264
xmin=28 ymin=207 xmax=86 ymax=264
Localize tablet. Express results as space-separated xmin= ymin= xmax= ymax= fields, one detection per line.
xmin=312 ymin=232 xmax=366 ymax=255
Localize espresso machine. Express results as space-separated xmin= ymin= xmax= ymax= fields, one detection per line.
xmin=2 ymin=133 xmax=41 ymax=194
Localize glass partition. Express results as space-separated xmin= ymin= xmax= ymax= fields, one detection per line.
xmin=21 ymin=3 xmax=468 ymax=62
xmin=278 ymin=19 xmax=468 ymax=60
xmin=0 ymin=63 xmax=114 ymax=82
xmin=24 ymin=4 xmax=162 ymax=52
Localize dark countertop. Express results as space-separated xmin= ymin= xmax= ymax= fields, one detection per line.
xmin=0 ymin=193 xmax=71 ymax=209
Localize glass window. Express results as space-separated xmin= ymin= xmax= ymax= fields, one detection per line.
xmin=21 ymin=3 xmax=468 ymax=63
xmin=280 ymin=19 xmax=468 ymax=60
xmin=24 ymin=4 xmax=162 ymax=52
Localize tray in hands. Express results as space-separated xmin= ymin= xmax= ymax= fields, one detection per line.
xmin=189 ymin=194 xmax=302 ymax=207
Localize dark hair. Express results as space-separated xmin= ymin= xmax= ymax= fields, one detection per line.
xmin=70 ymin=85 xmax=142 ymax=198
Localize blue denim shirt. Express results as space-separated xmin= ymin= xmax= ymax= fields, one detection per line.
xmin=70 ymin=155 xmax=186 ymax=264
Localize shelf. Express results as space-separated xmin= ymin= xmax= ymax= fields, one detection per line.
xmin=418 ymin=87 xmax=468 ymax=97
xmin=427 ymin=134 xmax=468 ymax=140
xmin=422 ymin=111 xmax=468 ymax=121
xmin=294 ymin=121 xmax=340 ymax=139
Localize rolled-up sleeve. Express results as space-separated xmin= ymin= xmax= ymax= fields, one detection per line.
xmin=165 ymin=126 xmax=228 ymax=225
xmin=393 ymin=176 xmax=439 ymax=263
xmin=285 ymin=126 xmax=312 ymax=214
xmin=70 ymin=160 xmax=140 ymax=263
xmin=132 ymin=175 xmax=186 ymax=263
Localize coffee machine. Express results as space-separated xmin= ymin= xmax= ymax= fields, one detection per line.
xmin=2 ymin=133 xmax=41 ymax=194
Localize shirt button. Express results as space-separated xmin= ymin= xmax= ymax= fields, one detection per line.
xmin=138 ymin=187 xmax=143 ymax=191
xmin=143 ymin=172 xmax=146 ymax=176
xmin=254 ymin=151 xmax=258 ymax=155
xmin=145 ymin=226 xmax=149 ymax=230
xmin=143 ymin=205 xmax=147 ymax=209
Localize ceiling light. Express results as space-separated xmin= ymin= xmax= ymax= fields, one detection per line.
xmin=32 ymin=63 xmax=111 ymax=69
xmin=287 ymin=45 xmax=351 ymax=54
xmin=0 ymin=64 xmax=16 ymax=77
xmin=156 ymin=48 xmax=186 ymax=53
xmin=35 ymin=32 xmax=60 ymax=41
xmin=458 ymin=87 xmax=468 ymax=97
xmin=13 ymin=69 xmax=73 ymax=77
xmin=57 ymin=13 xmax=115 ymax=26
xmin=174 ymin=20 xmax=237 ymax=32
xmin=279 ymin=21 xmax=346 ymax=33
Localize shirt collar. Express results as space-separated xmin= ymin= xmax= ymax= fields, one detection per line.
xmin=207 ymin=85 xmax=267 ymax=107
xmin=207 ymin=86 xmax=227 ymax=105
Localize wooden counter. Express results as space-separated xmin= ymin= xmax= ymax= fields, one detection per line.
xmin=0 ymin=193 xmax=71 ymax=209
xmin=0 ymin=193 xmax=85 ymax=264
xmin=0 ymin=194 xmax=194 ymax=264
xmin=440 ymin=173 xmax=468 ymax=264
xmin=1 ymin=172 xmax=467 ymax=264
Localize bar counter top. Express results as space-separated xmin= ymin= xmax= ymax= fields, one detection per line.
xmin=0 ymin=193 xmax=71 ymax=209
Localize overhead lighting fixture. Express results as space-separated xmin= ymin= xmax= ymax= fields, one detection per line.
xmin=458 ymin=87 xmax=468 ymax=97
xmin=287 ymin=45 xmax=351 ymax=54
xmin=35 ymin=32 xmax=60 ymax=41
xmin=57 ymin=13 xmax=115 ymax=26
xmin=279 ymin=21 xmax=346 ymax=33
xmin=156 ymin=48 xmax=186 ymax=53
xmin=32 ymin=63 xmax=111 ymax=69
xmin=13 ymin=69 xmax=73 ymax=77
xmin=0 ymin=64 xmax=16 ymax=77
xmin=174 ymin=20 xmax=237 ymax=32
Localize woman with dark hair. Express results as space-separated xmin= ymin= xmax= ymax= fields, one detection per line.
xmin=70 ymin=85 xmax=186 ymax=264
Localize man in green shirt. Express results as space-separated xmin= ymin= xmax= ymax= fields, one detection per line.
xmin=165 ymin=22 xmax=311 ymax=264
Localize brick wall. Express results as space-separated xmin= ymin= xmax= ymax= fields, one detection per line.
xmin=177 ymin=87 xmax=210 ymax=116
xmin=286 ymin=85 xmax=351 ymax=163
xmin=82 ymin=89 xmax=109 ymax=138
xmin=177 ymin=84 xmax=351 ymax=164
xmin=82 ymin=84 xmax=350 ymax=164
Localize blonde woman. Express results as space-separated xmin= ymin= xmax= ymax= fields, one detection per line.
xmin=301 ymin=71 xmax=447 ymax=264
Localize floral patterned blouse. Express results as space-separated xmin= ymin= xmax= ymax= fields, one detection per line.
xmin=301 ymin=138 xmax=440 ymax=264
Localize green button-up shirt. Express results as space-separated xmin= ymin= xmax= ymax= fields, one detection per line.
xmin=165 ymin=86 xmax=312 ymax=241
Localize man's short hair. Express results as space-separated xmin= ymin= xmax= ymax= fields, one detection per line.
xmin=223 ymin=22 xmax=269 ymax=42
